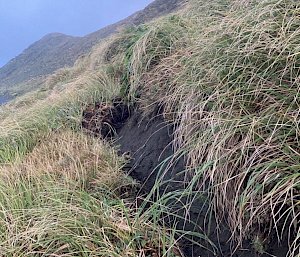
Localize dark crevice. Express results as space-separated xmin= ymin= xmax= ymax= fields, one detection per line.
xmin=81 ymin=100 xmax=290 ymax=257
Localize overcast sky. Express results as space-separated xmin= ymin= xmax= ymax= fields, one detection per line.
xmin=0 ymin=0 xmax=153 ymax=67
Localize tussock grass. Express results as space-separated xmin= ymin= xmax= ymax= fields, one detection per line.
xmin=0 ymin=70 xmax=119 ymax=163
xmin=104 ymin=16 xmax=190 ymax=101
xmin=107 ymin=0 xmax=300 ymax=255
xmin=0 ymin=131 xmax=179 ymax=256
xmin=1 ymin=0 xmax=300 ymax=255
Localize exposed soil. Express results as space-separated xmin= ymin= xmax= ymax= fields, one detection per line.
xmin=82 ymin=98 xmax=131 ymax=138
xmin=117 ymin=109 xmax=185 ymax=192
xmin=82 ymin=101 xmax=290 ymax=257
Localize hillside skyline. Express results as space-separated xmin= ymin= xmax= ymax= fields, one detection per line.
xmin=0 ymin=0 xmax=153 ymax=67
xmin=0 ymin=1 xmax=298 ymax=256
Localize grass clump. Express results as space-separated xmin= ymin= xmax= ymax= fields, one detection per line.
xmin=0 ymin=70 xmax=119 ymax=163
xmin=1 ymin=0 xmax=299 ymax=255
xmin=0 ymin=130 xmax=179 ymax=256
xmin=105 ymin=15 xmax=190 ymax=101
xmin=109 ymin=0 xmax=300 ymax=255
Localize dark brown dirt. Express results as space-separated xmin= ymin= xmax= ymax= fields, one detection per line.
xmin=117 ymin=110 xmax=185 ymax=192
xmin=82 ymin=98 xmax=131 ymax=138
xmin=81 ymin=102 xmax=290 ymax=257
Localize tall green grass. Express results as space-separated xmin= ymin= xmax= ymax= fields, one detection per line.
xmin=106 ymin=0 xmax=300 ymax=255
xmin=0 ymin=71 xmax=119 ymax=163
xmin=0 ymin=0 xmax=299 ymax=255
xmin=0 ymin=131 xmax=179 ymax=256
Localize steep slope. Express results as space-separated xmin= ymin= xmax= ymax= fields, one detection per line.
xmin=0 ymin=0 xmax=299 ymax=256
xmin=0 ymin=33 xmax=81 ymax=87
xmin=0 ymin=0 xmax=186 ymax=91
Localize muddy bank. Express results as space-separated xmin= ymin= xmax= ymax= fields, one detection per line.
xmin=82 ymin=102 xmax=289 ymax=257
xmin=114 ymin=108 xmax=268 ymax=257
xmin=117 ymin=110 xmax=185 ymax=192
xmin=82 ymin=98 xmax=130 ymax=138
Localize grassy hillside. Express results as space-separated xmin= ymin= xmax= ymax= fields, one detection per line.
xmin=0 ymin=0 xmax=186 ymax=96
xmin=0 ymin=131 xmax=179 ymax=256
xmin=0 ymin=0 xmax=299 ymax=256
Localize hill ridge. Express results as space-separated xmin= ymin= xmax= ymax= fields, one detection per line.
xmin=0 ymin=0 xmax=186 ymax=93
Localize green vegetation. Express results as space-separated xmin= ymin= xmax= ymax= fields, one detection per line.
xmin=0 ymin=0 xmax=299 ymax=256
xmin=0 ymin=131 xmax=178 ymax=256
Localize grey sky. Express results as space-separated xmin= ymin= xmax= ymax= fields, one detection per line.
xmin=0 ymin=0 xmax=153 ymax=67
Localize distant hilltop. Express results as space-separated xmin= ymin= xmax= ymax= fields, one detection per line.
xmin=0 ymin=0 xmax=186 ymax=94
